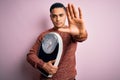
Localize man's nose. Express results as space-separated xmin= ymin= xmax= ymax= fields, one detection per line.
xmin=56 ymin=16 xmax=60 ymax=21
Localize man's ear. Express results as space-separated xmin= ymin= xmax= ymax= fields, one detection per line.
xmin=50 ymin=14 xmax=52 ymax=20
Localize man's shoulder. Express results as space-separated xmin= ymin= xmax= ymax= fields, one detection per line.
xmin=38 ymin=28 xmax=53 ymax=37
xmin=41 ymin=28 xmax=53 ymax=34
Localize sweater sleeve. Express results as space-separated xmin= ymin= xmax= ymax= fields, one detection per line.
xmin=26 ymin=35 xmax=45 ymax=69
xmin=72 ymin=30 xmax=88 ymax=42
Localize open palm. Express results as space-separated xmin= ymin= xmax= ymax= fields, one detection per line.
xmin=59 ymin=4 xmax=85 ymax=36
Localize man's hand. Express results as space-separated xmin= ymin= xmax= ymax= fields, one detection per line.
xmin=42 ymin=60 xmax=58 ymax=75
xmin=59 ymin=3 xmax=87 ymax=37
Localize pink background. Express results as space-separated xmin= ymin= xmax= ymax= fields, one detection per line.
xmin=0 ymin=0 xmax=120 ymax=80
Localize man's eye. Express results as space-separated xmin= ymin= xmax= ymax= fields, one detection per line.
xmin=52 ymin=15 xmax=56 ymax=18
xmin=60 ymin=14 xmax=63 ymax=17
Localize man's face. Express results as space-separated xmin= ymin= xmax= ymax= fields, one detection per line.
xmin=50 ymin=8 xmax=66 ymax=28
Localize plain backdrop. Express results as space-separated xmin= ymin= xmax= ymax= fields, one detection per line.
xmin=0 ymin=0 xmax=120 ymax=80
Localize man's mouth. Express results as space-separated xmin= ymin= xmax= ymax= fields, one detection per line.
xmin=56 ymin=22 xmax=61 ymax=25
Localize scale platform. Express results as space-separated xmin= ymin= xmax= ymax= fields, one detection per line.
xmin=38 ymin=32 xmax=63 ymax=77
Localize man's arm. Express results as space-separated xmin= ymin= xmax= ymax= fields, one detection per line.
xmin=26 ymin=34 xmax=58 ymax=75
xmin=72 ymin=29 xmax=88 ymax=42
xmin=26 ymin=36 xmax=45 ymax=69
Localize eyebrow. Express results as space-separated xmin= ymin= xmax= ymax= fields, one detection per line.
xmin=51 ymin=13 xmax=64 ymax=16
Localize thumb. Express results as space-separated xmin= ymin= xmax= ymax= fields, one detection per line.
xmin=49 ymin=60 xmax=55 ymax=64
xmin=58 ymin=27 xmax=70 ymax=33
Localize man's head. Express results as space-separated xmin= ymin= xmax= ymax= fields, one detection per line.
xmin=50 ymin=2 xmax=67 ymax=28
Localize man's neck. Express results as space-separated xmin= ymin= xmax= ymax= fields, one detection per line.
xmin=53 ymin=25 xmax=67 ymax=30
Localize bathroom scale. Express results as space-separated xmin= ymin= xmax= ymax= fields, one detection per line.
xmin=38 ymin=32 xmax=63 ymax=77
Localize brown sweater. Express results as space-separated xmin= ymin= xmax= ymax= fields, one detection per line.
xmin=27 ymin=28 xmax=87 ymax=80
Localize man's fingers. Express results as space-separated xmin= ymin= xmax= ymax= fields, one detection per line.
xmin=58 ymin=28 xmax=70 ymax=33
xmin=67 ymin=4 xmax=82 ymax=19
xmin=71 ymin=4 xmax=78 ymax=18
xmin=50 ymin=60 xmax=55 ymax=64
xmin=66 ymin=7 xmax=71 ymax=22
xmin=78 ymin=7 xmax=82 ymax=19
xmin=68 ymin=3 xmax=74 ymax=19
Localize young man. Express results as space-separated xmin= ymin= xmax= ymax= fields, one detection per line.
xmin=27 ymin=2 xmax=87 ymax=80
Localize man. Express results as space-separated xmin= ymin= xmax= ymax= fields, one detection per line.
xmin=27 ymin=2 xmax=87 ymax=80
